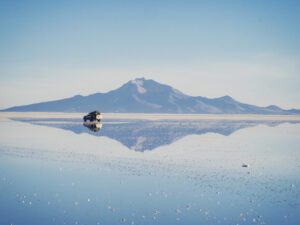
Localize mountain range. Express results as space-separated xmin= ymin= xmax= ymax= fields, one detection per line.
xmin=3 ymin=78 xmax=300 ymax=114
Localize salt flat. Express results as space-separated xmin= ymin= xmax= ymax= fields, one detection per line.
xmin=1 ymin=111 xmax=300 ymax=121
xmin=0 ymin=111 xmax=299 ymax=225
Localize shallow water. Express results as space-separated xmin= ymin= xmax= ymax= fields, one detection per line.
xmin=0 ymin=116 xmax=299 ymax=225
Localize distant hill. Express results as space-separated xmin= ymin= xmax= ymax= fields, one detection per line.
xmin=3 ymin=78 xmax=300 ymax=114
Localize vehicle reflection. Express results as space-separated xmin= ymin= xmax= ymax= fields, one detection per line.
xmin=83 ymin=122 xmax=102 ymax=132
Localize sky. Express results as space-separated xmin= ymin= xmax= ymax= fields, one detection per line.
xmin=0 ymin=0 xmax=299 ymax=109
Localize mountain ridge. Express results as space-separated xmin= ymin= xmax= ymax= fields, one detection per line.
xmin=3 ymin=77 xmax=300 ymax=114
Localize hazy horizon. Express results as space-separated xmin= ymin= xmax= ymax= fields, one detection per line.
xmin=0 ymin=0 xmax=299 ymax=109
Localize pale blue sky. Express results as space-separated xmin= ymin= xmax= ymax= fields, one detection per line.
xmin=0 ymin=0 xmax=299 ymax=109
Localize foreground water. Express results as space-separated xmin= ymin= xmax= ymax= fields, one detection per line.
xmin=0 ymin=114 xmax=299 ymax=225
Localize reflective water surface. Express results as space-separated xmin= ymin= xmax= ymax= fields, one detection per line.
xmin=0 ymin=115 xmax=299 ymax=225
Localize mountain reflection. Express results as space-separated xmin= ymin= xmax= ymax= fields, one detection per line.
xmin=13 ymin=118 xmax=298 ymax=151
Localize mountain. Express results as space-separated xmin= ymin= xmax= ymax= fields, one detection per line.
xmin=3 ymin=78 xmax=300 ymax=114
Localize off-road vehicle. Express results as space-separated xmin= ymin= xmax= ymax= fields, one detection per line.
xmin=83 ymin=111 xmax=102 ymax=122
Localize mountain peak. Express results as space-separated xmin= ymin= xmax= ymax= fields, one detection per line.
xmin=266 ymin=105 xmax=281 ymax=110
xmin=218 ymin=95 xmax=235 ymax=101
xmin=130 ymin=77 xmax=147 ymax=94
xmin=132 ymin=77 xmax=146 ymax=82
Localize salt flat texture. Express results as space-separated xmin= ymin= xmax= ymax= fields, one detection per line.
xmin=0 ymin=114 xmax=299 ymax=225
